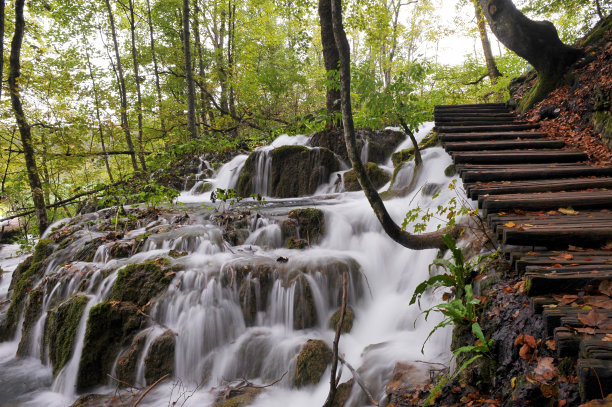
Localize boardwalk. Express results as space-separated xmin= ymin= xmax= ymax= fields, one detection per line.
xmin=435 ymin=103 xmax=612 ymax=403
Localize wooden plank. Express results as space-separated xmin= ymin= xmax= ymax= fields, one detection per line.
xmin=482 ymin=190 xmax=612 ymax=216
xmin=555 ymin=327 xmax=612 ymax=358
xmin=435 ymin=102 xmax=508 ymax=109
xmin=434 ymin=112 xmax=516 ymax=118
xmin=444 ymin=140 xmax=565 ymax=152
xmin=504 ymin=227 xmax=612 ymax=247
xmin=581 ymin=339 xmax=612 ymax=360
xmin=453 ymin=150 xmax=588 ymax=165
xmin=543 ymin=307 xmax=612 ymax=335
xmin=526 ymin=270 xmax=612 ymax=296
xmin=577 ymin=359 xmax=612 ymax=402
xmin=436 ymin=120 xmax=522 ymax=126
xmin=436 ymin=124 xmax=540 ymax=133
xmin=467 ymin=177 xmax=612 ymax=200
xmin=461 ymin=165 xmax=612 ymax=183
xmin=516 ymin=257 xmax=612 ymax=272
xmin=439 ymin=132 xmax=548 ymax=142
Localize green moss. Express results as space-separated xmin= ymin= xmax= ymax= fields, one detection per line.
xmin=293 ymin=339 xmax=333 ymax=388
xmin=45 ymin=295 xmax=89 ymax=376
xmin=216 ymin=388 xmax=263 ymax=407
xmin=115 ymin=332 xmax=147 ymax=385
xmin=111 ymin=258 xmax=174 ymax=306
xmin=288 ymin=208 xmax=325 ymax=244
xmin=144 ymin=330 xmax=175 ymax=385
xmin=16 ymin=287 xmax=44 ymax=357
xmin=77 ymin=301 xmax=143 ymax=389
xmin=343 ymin=162 xmax=390 ymax=192
xmin=328 ymin=306 xmax=354 ymax=334
xmin=444 ymin=164 xmax=456 ymax=177
xmin=558 ymin=357 xmax=575 ymax=378
xmin=285 ymin=237 xmax=309 ymax=249
xmin=592 ymin=110 xmax=612 ymax=146
xmin=331 ymin=379 xmax=354 ymax=407
xmin=1 ymin=240 xmax=53 ymax=341
xmin=391 ymin=148 xmax=415 ymax=167
xmin=519 ymin=74 xmax=560 ymax=113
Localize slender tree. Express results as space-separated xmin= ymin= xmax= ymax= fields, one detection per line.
xmin=327 ymin=0 xmax=448 ymax=250
xmin=473 ymin=0 xmax=501 ymax=82
xmin=0 ymin=0 xmax=5 ymax=102
xmin=318 ymin=0 xmax=341 ymax=129
xmin=145 ymin=0 xmax=167 ymax=140
xmin=182 ymin=0 xmax=199 ymax=139
xmin=128 ymin=0 xmax=147 ymax=170
xmin=105 ymin=0 xmax=139 ymax=172
xmin=9 ymin=0 xmax=48 ymax=234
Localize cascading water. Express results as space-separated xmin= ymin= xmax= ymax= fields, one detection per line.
xmin=0 ymin=123 xmax=466 ymax=407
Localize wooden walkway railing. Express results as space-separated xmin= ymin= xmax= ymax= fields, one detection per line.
xmin=435 ymin=102 xmax=612 ymax=403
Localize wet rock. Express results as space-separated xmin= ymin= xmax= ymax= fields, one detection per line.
xmin=293 ymin=339 xmax=333 ymax=388
xmin=285 ymin=237 xmax=309 ymax=250
xmin=390 ymin=133 xmax=438 ymax=167
xmin=108 ymin=241 xmax=134 ymax=259
xmin=293 ymin=275 xmax=318 ymax=330
xmin=328 ymin=306 xmax=354 ymax=334
xmin=288 ymin=208 xmax=325 ymax=244
xmin=192 ymin=181 xmax=213 ymax=194
xmin=110 ymin=258 xmax=175 ymax=306
xmin=0 ymin=240 xmax=53 ymax=341
xmin=444 ymin=164 xmax=456 ymax=177
xmin=384 ymin=362 xmax=430 ymax=402
xmin=45 ymin=295 xmax=89 ymax=376
xmin=421 ymin=183 xmax=442 ymax=197
xmin=236 ymin=145 xmax=340 ymax=198
xmin=234 ymin=265 xmax=276 ymax=325
xmin=168 ymin=249 xmax=188 ymax=258
xmin=144 ymin=329 xmax=175 ymax=385
xmin=310 ymin=128 xmax=405 ymax=164
xmin=74 ymin=237 xmax=107 ymax=262
xmin=16 ymin=286 xmax=44 ymax=357
xmin=332 ymin=379 xmax=354 ymax=407
xmin=343 ymin=162 xmax=390 ymax=192
xmin=77 ymin=301 xmax=144 ymax=389
xmin=115 ymin=331 xmax=148 ymax=385
xmin=215 ymin=387 xmax=263 ymax=407
xmin=69 ymin=394 xmax=109 ymax=407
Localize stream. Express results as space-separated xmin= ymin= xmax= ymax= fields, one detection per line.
xmin=0 ymin=123 xmax=464 ymax=406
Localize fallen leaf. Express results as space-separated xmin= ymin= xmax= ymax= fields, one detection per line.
xmin=524 ymin=334 xmax=537 ymax=348
xmin=602 ymin=334 xmax=612 ymax=342
xmin=578 ymin=309 xmax=608 ymax=327
xmin=558 ymin=207 xmax=579 ymax=215
xmin=534 ymin=357 xmax=557 ymax=381
xmin=511 ymin=377 xmax=517 ymax=388
xmin=519 ymin=343 xmax=531 ymax=359
xmin=545 ymin=339 xmax=557 ymax=351
xmin=553 ymin=294 xmax=578 ymax=305
xmin=599 ymin=280 xmax=612 ymax=297
xmin=561 ymin=252 xmax=574 ymax=260
xmin=504 ymin=221 xmax=517 ymax=228
xmin=583 ymin=295 xmax=612 ymax=310
xmin=515 ymin=334 xmax=524 ymax=346
xmin=574 ymin=327 xmax=596 ymax=335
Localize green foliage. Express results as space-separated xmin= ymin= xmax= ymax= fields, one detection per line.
xmin=99 ymin=181 xmax=179 ymax=210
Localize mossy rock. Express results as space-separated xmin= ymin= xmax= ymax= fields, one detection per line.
xmin=74 ymin=237 xmax=107 ymax=262
xmin=235 ymin=265 xmax=276 ymax=325
xmin=77 ymin=301 xmax=144 ymax=389
xmin=215 ymin=387 xmax=263 ymax=407
xmin=16 ymin=286 xmax=44 ymax=357
xmin=328 ymin=306 xmax=354 ymax=334
xmin=0 ymin=240 xmax=53 ymax=341
xmin=293 ymin=339 xmax=333 ymax=388
xmin=69 ymin=394 xmax=108 ymax=407
xmin=108 ymin=241 xmax=134 ymax=259
xmin=288 ymin=208 xmax=325 ymax=244
xmin=144 ymin=329 xmax=175 ymax=385
xmin=285 ymin=237 xmax=309 ymax=249
xmin=115 ymin=331 xmax=148 ymax=385
xmin=343 ymin=162 xmax=390 ymax=192
xmin=45 ymin=295 xmax=89 ymax=376
xmin=310 ymin=129 xmax=405 ymax=164
xmin=391 ymin=148 xmax=415 ymax=167
xmin=236 ymin=145 xmax=340 ymax=198
xmin=592 ymin=110 xmax=612 ymax=147
xmin=110 ymin=258 xmax=174 ymax=306
xmin=444 ymin=164 xmax=456 ymax=177
xmin=293 ymin=275 xmax=318 ymax=330
xmin=331 ymin=379 xmax=354 ymax=407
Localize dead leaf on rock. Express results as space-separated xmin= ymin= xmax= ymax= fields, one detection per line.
xmin=524 ymin=334 xmax=537 ymax=348
xmin=578 ymin=309 xmax=608 ymax=328
xmin=599 ymin=280 xmax=612 ymax=297
xmin=534 ymin=357 xmax=557 ymax=381
xmin=519 ymin=343 xmax=531 ymax=360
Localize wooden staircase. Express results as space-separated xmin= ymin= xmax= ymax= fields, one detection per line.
xmin=435 ymin=102 xmax=612 ymax=403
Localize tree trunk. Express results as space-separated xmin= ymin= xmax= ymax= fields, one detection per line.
xmin=9 ymin=0 xmax=48 ymax=234
xmin=478 ymin=0 xmax=583 ymax=111
xmin=145 ymin=0 xmax=168 ymax=141
xmin=84 ymin=39 xmax=114 ymax=182
xmin=473 ymin=0 xmax=501 ymax=82
xmin=0 ymin=0 xmax=5 ymax=102
xmin=182 ymin=0 xmax=199 ymax=139
xmin=319 ymin=0 xmax=341 ymax=129
xmin=105 ymin=0 xmax=139 ymax=172
xmin=328 ymin=0 xmax=449 ymax=250
xmin=128 ymin=0 xmax=147 ymax=171
xmin=227 ymin=0 xmax=236 ymax=120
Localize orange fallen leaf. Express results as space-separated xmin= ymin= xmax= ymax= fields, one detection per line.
xmin=504 ymin=221 xmax=517 ymax=228
xmin=578 ymin=309 xmax=608 ymax=328
xmin=524 ymin=334 xmax=537 ymax=348
xmin=519 ymin=343 xmax=531 ymax=359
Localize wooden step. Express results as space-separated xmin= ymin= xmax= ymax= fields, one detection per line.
xmin=542 ymin=307 xmax=612 ymax=335
xmin=444 ymin=139 xmax=565 ymax=152
xmin=460 ymin=165 xmax=612 ymax=183
xmin=452 ymin=150 xmax=587 ymax=165
xmin=434 ymin=112 xmax=516 ymax=119
xmin=489 ymin=211 xmax=612 ymax=233
xmin=481 ymin=190 xmax=612 ymax=216
xmin=435 ymin=120 xmax=522 ymax=126
xmin=511 ymin=249 xmax=612 ymax=272
xmin=466 ymin=177 xmax=612 ymax=200
xmin=577 ymin=359 xmax=612 ymax=402
xmin=435 ymin=102 xmax=508 ymax=109
xmin=581 ymin=339 xmax=612 ymax=360
xmin=504 ymin=227 xmax=612 ymax=248
xmin=555 ymin=327 xmax=612 ymax=358
xmin=436 ymin=124 xmax=540 ymax=133
xmin=439 ymin=132 xmax=548 ymax=142
xmin=526 ymin=270 xmax=612 ymax=296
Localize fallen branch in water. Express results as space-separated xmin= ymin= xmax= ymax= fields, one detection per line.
xmin=338 ymin=355 xmax=379 ymax=406
xmin=132 ymin=373 xmax=169 ymax=407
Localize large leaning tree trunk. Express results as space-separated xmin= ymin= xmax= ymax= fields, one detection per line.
xmin=319 ymin=0 xmax=341 ymax=129
xmin=328 ymin=0 xmax=449 ymax=250
xmin=182 ymin=0 xmax=198 ymax=140
xmin=478 ymin=0 xmax=584 ymax=111
xmin=9 ymin=0 xmax=48 ymax=234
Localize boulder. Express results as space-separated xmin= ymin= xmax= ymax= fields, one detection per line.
xmin=343 ymin=162 xmax=390 ymax=192
xmin=16 ymin=286 xmax=44 ymax=357
xmin=328 ymin=306 xmax=354 ymax=334
xmin=332 ymin=379 xmax=354 ymax=407
xmin=293 ymin=339 xmax=333 ymax=388
xmin=293 ymin=275 xmax=318 ymax=330
xmin=236 ymin=145 xmax=340 ymax=198
xmin=115 ymin=331 xmax=148 ymax=385
xmin=77 ymin=301 xmax=144 ymax=390
xmin=144 ymin=330 xmax=175 ymax=385
xmin=310 ymin=129 xmax=405 ymax=164
xmin=110 ymin=258 xmax=175 ymax=306
xmin=44 ymin=295 xmax=89 ymax=376
xmin=288 ymin=208 xmax=325 ymax=244
xmin=215 ymin=388 xmax=263 ymax=407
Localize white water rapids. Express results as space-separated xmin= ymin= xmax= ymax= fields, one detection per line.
xmin=0 ymin=123 xmax=467 ymax=406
